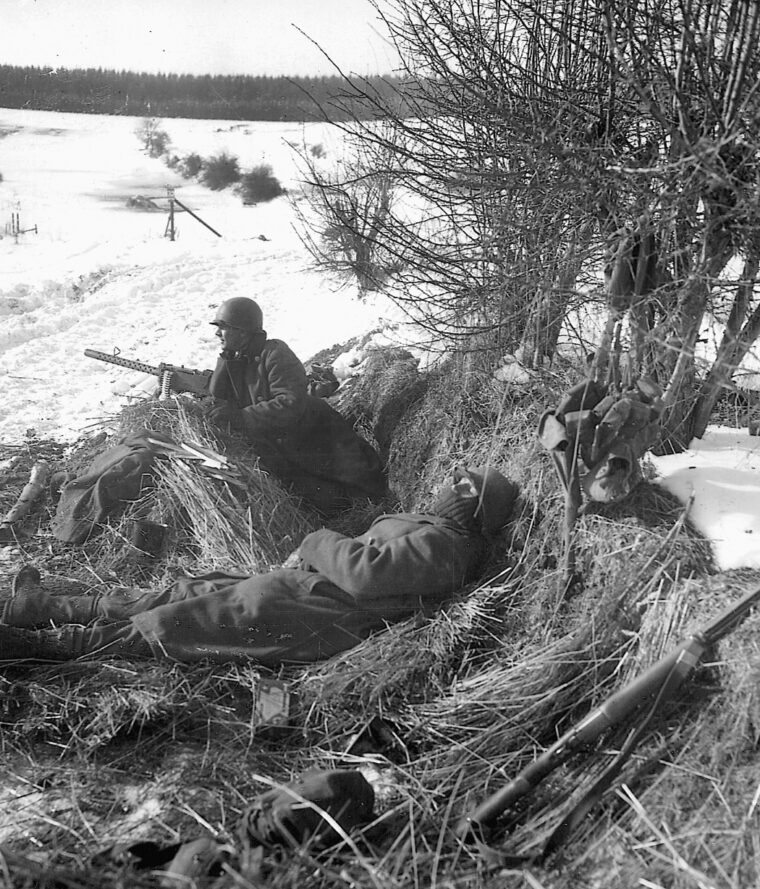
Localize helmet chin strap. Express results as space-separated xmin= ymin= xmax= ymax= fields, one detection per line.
xmin=221 ymin=330 xmax=267 ymax=361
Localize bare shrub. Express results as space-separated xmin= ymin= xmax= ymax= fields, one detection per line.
xmin=235 ymin=164 xmax=285 ymax=204
xmin=295 ymin=129 xmax=404 ymax=293
xmin=200 ymin=152 xmax=241 ymax=190
xmin=302 ymin=0 xmax=760 ymax=448
xmin=178 ymin=152 xmax=204 ymax=179
xmin=134 ymin=117 xmax=170 ymax=158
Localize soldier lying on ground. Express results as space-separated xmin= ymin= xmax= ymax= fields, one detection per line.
xmin=0 ymin=467 xmax=518 ymax=664
xmin=205 ymin=296 xmax=387 ymax=515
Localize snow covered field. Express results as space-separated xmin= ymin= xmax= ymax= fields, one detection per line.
xmin=0 ymin=107 xmax=394 ymax=443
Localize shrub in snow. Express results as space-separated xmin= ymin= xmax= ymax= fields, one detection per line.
xmin=293 ymin=132 xmax=402 ymax=294
xmin=201 ymin=152 xmax=241 ymax=191
xmin=148 ymin=130 xmax=171 ymax=158
xmin=313 ymin=172 xmax=399 ymax=292
xmin=134 ymin=118 xmax=171 ymax=158
xmin=235 ymin=165 xmax=285 ymax=204
xmin=309 ymin=143 xmax=326 ymax=159
xmin=179 ymin=153 xmax=204 ymax=179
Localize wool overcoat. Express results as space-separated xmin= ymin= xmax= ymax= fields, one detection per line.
xmin=130 ymin=512 xmax=486 ymax=664
xmin=209 ymin=338 xmax=387 ymax=512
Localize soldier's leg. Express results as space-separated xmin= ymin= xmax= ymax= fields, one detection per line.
xmin=0 ymin=620 xmax=154 ymax=662
xmin=2 ymin=566 xmax=180 ymax=629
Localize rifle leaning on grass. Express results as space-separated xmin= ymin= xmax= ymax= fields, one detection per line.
xmin=457 ymin=581 xmax=760 ymax=859
xmin=0 ymin=459 xmax=50 ymax=543
xmin=84 ymin=349 xmax=212 ymax=398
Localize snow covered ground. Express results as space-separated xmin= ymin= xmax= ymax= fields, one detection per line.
xmin=0 ymin=107 xmax=397 ymax=443
xmin=2 ymin=106 xmax=760 ymax=574
xmin=649 ymin=428 xmax=760 ymax=571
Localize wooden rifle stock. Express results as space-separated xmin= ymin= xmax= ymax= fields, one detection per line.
xmin=459 ymin=582 xmax=760 ymax=838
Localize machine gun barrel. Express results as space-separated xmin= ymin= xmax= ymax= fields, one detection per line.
xmin=84 ymin=349 xmax=161 ymax=376
xmin=84 ymin=349 xmax=212 ymax=396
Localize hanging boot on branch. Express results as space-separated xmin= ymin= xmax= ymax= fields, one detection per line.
xmin=539 ymin=376 xmax=664 ymax=503
xmin=537 ymin=376 xmax=665 ymax=589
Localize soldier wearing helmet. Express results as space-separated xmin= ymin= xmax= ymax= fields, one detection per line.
xmin=206 ymin=297 xmax=387 ymax=515
xmin=1 ymin=465 xmax=519 ymax=665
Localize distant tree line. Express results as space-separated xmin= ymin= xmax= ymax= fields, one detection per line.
xmin=0 ymin=65 xmax=407 ymax=121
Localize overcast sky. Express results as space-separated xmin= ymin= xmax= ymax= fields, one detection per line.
xmin=0 ymin=0 xmax=399 ymax=77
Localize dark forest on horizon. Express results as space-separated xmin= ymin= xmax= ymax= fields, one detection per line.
xmin=0 ymin=64 xmax=406 ymax=121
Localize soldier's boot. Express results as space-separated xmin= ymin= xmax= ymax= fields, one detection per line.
xmin=11 ymin=565 xmax=42 ymax=596
xmin=0 ymin=621 xmax=154 ymax=662
xmin=2 ymin=565 xmax=99 ymax=629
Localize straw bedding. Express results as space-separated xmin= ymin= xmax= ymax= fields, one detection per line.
xmin=1 ymin=368 xmax=758 ymax=888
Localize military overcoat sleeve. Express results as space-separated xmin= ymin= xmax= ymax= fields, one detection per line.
xmin=239 ymin=340 xmax=309 ymax=434
xmin=297 ymin=518 xmax=478 ymax=610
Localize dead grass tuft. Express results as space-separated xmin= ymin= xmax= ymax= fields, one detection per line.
xmin=1 ymin=660 xmax=258 ymax=755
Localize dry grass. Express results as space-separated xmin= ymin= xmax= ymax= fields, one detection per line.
xmin=115 ymin=399 xmax=320 ymax=572
xmin=0 ymin=367 xmax=758 ymax=888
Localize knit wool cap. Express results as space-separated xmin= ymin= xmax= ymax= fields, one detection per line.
xmin=455 ymin=465 xmax=519 ymax=533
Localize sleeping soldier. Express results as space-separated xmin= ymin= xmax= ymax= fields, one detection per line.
xmin=205 ymin=296 xmax=387 ymax=515
xmin=0 ymin=467 xmax=519 ymax=665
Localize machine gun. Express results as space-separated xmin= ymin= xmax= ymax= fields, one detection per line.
xmin=458 ymin=581 xmax=760 ymax=859
xmin=84 ymin=349 xmax=212 ymax=398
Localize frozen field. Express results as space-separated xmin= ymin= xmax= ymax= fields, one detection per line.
xmin=0 ymin=107 xmax=393 ymax=443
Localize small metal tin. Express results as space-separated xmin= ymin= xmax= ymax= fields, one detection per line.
xmin=129 ymin=519 xmax=167 ymax=560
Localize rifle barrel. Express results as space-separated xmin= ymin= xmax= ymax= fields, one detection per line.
xmin=703 ymin=581 xmax=760 ymax=643
xmin=84 ymin=349 xmax=159 ymax=376
xmin=459 ymin=582 xmax=760 ymax=836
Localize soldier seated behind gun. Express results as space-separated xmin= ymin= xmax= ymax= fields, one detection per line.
xmin=0 ymin=467 xmax=518 ymax=664
xmin=204 ymin=297 xmax=387 ymax=516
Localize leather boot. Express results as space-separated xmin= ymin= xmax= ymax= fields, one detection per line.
xmin=0 ymin=622 xmax=154 ymax=661
xmin=0 ymin=625 xmax=47 ymax=659
xmin=3 ymin=590 xmax=99 ymax=629
xmin=12 ymin=564 xmax=42 ymax=596
xmin=2 ymin=566 xmax=98 ymax=629
xmin=0 ymin=623 xmax=86 ymax=660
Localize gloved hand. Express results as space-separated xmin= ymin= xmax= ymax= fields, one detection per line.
xmin=206 ymin=401 xmax=244 ymax=430
xmin=281 ymin=548 xmax=302 ymax=569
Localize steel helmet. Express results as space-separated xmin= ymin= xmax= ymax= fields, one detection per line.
xmin=211 ymin=297 xmax=264 ymax=331
xmin=457 ymin=465 xmax=519 ymax=533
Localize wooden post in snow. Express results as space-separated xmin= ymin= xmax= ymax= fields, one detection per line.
xmin=163 ymin=189 xmax=222 ymax=240
xmin=165 ymin=186 xmax=176 ymax=241
xmin=173 ymin=196 xmax=222 ymax=238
